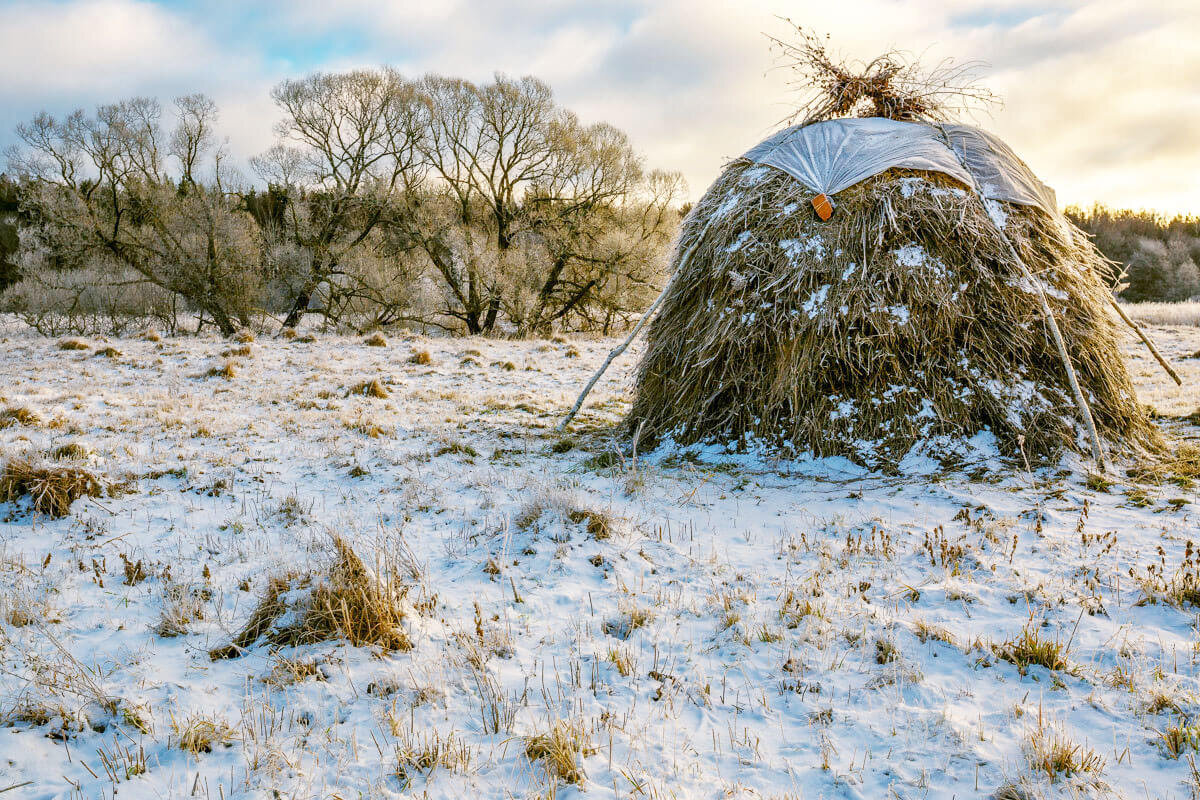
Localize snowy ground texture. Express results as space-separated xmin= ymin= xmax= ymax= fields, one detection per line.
xmin=1 ymin=318 xmax=1199 ymax=800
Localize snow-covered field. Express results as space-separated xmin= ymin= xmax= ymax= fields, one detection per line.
xmin=1 ymin=320 xmax=1199 ymax=800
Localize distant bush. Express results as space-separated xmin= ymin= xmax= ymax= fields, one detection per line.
xmin=0 ymin=174 xmax=19 ymax=293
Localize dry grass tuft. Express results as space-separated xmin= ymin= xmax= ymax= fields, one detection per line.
xmin=628 ymin=162 xmax=1160 ymax=467
xmin=345 ymin=417 xmax=391 ymax=438
xmin=49 ymin=441 xmax=91 ymax=460
xmin=1133 ymin=539 xmax=1200 ymax=607
xmin=394 ymin=729 xmax=474 ymax=786
xmin=603 ymin=604 xmax=653 ymax=640
xmin=204 ymin=360 xmax=238 ymax=379
xmin=1159 ymin=720 xmax=1200 ymax=758
xmin=262 ymin=655 xmax=325 ymax=687
xmin=143 ymin=329 xmax=161 ymax=342
xmin=606 ymin=646 xmax=634 ymax=677
xmin=58 ymin=338 xmax=90 ymax=351
xmin=514 ymin=489 xmax=614 ymax=540
xmin=350 ymin=379 xmax=390 ymax=399
xmin=0 ymin=406 xmax=42 ymax=428
xmin=234 ymin=330 xmax=255 ymax=343
xmin=567 ymin=509 xmax=613 ymax=540
xmin=210 ymin=536 xmax=411 ymax=658
xmin=221 ymin=344 xmax=252 ymax=358
xmin=171 ymin=713 xmax=236 ymax=754
xmin=434 ymin=441 xmax=478 ymax=458
xmin=155 ymin=581 xmax=209 ymax=637
xmin=408 ymin=349 xmax=432 ymax=366
xmin=993 ymin=619 xmax=1070 ymax=673
xmin=365 ymin=332 xmax=388 ymax=347
xmin=524 ymin=719 xmax=592 ymax=786
xmin=1025 ymin=723 xmax=1105 ymax=783
xmin=0 ymin=458 xmax=106 ymax=518
xmin=1127 ymin=442 xmax=1200 ymax=489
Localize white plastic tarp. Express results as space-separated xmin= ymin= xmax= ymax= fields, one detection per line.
xmin=741 ymin=118 xmax=1057 ymax=214
xmin=940 ymin=124 xmax=1057 ymax=212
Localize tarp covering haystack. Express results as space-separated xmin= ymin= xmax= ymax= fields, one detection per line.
xmin=573 ymin=30 xmax=1169 ymax=470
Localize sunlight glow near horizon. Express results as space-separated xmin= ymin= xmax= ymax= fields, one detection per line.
xmin=0 ymin=0 xmax=1196 ymax=214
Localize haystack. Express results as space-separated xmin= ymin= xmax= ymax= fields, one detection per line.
xmin=624 ymin=128 xmax=1160 ymax=468
xmin=560 ymin=35 xmax=1171 ymax=470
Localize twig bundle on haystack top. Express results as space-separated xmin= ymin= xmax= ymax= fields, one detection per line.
xmin=612 ymin=33 xmax=1165 ymax=470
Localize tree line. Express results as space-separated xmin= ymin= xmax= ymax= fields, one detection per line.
xmin=1066 ymin=205 xmax=1200 ymax=303
xmin=0 ymin=69 xmax=684 ymax=337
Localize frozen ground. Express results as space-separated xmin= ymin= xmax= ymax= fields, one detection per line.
xmin=1 ymin=319 xmax=1198 ymax=800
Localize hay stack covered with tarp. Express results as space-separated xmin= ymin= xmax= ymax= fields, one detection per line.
xmin=626 ymin=117 xmax=1160 ymax=468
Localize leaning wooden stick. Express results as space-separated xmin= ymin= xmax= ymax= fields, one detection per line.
xmin=556 ymin=278 xmax=673 ymax=432
xmin=938 ymin=128 xmax=1105 ymax=470
xmin=990 ymin=225 xmax=1105 ymax=469
xmin=994 ymin=230 xmax=1105 ymax=469
xmin=1108 ymin=296 xmax=1183 ymax=386
xmin=557 ymin=223 xmax=711 ymax=431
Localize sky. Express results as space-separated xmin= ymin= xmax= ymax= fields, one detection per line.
xmin=0 ymin=0 xmax=1197 ymax=214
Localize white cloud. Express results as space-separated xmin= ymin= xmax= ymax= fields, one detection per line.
xmin=1 ymin=0 xmax=1196 ymax=212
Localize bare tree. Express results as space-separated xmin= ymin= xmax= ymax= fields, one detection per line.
xmin=253 ymin=68 xmax=426 ymax=327
xmin=517 ymin=123 xmax=683 ymax=333
xmin=170 ymin=93 xmax=218 ymax=190
xmin=402 ymin=74 xmax=568 ymax=333
xmin=7 ymin=95 xmax=260 ymax=336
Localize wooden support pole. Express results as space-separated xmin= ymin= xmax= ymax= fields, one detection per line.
xmin=938 ymin=126 xmax=1105 ymax=470
xmin=557 ymin=221 xmax=713 ymax=432
xmin=1108 ymin=296 xmax=1183 ymax=386
xmin=992 ymin=223 xmax=1106 ymax=470
xmin=556 ymin=282 xmax=672 ymax=432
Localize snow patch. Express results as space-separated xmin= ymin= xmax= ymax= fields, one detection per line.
xmin=984 ymin=197 xmax=1008 ymax=230
xmin=725 ymin=231 xmax=754 ymax=253
xmin=780 ymin=235 xmax=827 ymax=263
xmin=801 ymin=284 xmax=830 ymax=317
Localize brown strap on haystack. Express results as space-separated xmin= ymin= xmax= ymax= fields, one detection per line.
xmin=812 ymin=193 xmax=834 ymax=220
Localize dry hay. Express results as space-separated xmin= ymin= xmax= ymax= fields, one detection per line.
xmin=210 ymin=536 xmax=411 ymax=659
xmin=0 ymin=407 xmax=41 ymax=428
xmin=349 ymin=379 xmax=390 ymax=399
xmin=628 ymin=163 xmax=1161 ymax=469
xmin=0 ymin=458 xmax=106 ymax=518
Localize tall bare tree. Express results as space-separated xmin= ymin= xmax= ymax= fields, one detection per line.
xmin=253 ymin=68 xmax=426 ymax=327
